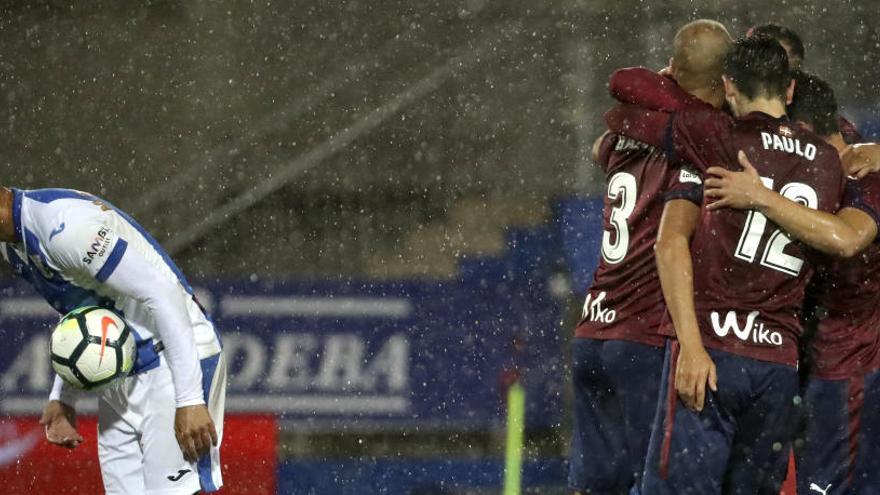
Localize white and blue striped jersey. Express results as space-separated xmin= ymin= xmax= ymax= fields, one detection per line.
xmin=2 ymin=188 xmax=222 ymax=407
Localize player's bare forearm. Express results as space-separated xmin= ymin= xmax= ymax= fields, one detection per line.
xmin=706 ymin=151 xmax=875 ymax=257
xmin=707 ymin=170 xmax=849 ymax=254
xmin=655 ymin=199 xmax=717 ymax=411
xmin=755 ymin=194 xmax=872 ymax=258
xmin=655 ymin=199 xmax=702 ymax=351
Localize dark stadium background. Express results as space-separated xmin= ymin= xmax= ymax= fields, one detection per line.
xmin=0 ymin=0 xmax=878 ymax=493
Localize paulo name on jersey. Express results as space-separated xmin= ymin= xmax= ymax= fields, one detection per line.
xmin=666 ymin=106 xmax=845 ymax=367
xmin=3 ymin=188 xmax=222 ymax=407
xmin=809 ymin=173 xmax=880 ymax=379
xmin=574 ymin=133 xmax=680 ymax=347
xmin=604 ymin=99 xmax=845 ymax=367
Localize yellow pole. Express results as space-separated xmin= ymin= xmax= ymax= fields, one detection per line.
xmin=503 ymin=382 xmax=526 ymax=495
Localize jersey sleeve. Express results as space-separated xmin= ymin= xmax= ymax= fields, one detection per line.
xmin=595 ymin=132 xmax=618 ymax=170
xmin=668 ymin=103 xmax=732 ymax=172
xmin=609 ymin=67 xmax=700 ymax=112
xmin=99 ymin=246 xmax=205 ymax=407
xmin=604 ymin=104 xmax=670 ymax=148
xmin=48 ymin=218 xmax=128 ymax=282
xmin=48 ymin=373 xmax=83 ymax=406
xmin=842 ymin=175 xmax=880 ymax=231
xmin=663 ymin=165 xmax=704 ymax=205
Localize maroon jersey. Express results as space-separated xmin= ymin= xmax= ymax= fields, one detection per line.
xmin=663 ymin=105 xmax=845 ymax=367
xmin=610 ymin=67 xmax=866 ymax=147
xmin=809 ymin=174 xmax=880 ymax=378
xmin=574 ymin=133 xmax=679 ymax=347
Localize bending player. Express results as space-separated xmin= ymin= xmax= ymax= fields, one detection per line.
xmin=0 ymin=187 xmax=225 ymax=494
xmin=704 ymin=72 xmax=880 ymax=494
xmin=568 ymin=20 xmax=731 ymax=495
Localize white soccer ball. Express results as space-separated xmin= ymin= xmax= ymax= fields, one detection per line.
xmin=50 ymin=306 xmax=136 ymax=391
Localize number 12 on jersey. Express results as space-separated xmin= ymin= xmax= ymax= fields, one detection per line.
xmin=734 ymin=177 xmax=818 ymax=277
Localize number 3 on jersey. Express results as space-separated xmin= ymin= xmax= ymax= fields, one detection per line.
xmin=602 ymin=172 xmax=637 ymax=264
xmin=734 ymin=178 xmax=818 ymax=276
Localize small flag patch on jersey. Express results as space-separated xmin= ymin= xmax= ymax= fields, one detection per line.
xmin=679 ymin=168 xmax=703 ymax=185
xmin=779 ymin=125 xmax=793 ymax=137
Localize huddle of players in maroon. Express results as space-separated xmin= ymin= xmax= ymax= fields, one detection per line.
xmin=571 ymin=20 xmax=880 ymax=495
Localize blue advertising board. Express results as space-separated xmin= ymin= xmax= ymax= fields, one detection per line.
xmin=0 ymin=277 xmax=564 ymax=430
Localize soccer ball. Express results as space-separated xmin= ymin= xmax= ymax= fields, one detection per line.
xmin=50 ymin=306 xmax=136 ymax=391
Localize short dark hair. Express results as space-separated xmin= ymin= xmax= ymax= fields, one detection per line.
xmin=788 ymin=71 xmax=839 ymax=136
xmin=747 ymin=24 xmax=805 ymax=63
xmin=724 ymin=36 xmax=792 ymax=100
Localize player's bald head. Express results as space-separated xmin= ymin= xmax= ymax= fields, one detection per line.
xmin=671 ymin=19 xmax=732 ymax=94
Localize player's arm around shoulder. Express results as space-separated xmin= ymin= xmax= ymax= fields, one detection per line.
xmin=704 ymin=150 xmax=877 ymax=258
xmin=608 ymin=66 xmax=692 ymax=112
xmin=603 ymin=104 xmax=670 ymax=148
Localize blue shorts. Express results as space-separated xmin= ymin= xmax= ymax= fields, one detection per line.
xmin=641 ymin=342 xmax=798 ymax=495
xmin=568 ymin=337 xmax=665 ymax=494
xmin=797 ymin=369 xmax=880 ymax=495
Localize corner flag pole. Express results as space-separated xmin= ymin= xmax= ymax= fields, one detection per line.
xmin=503 ymin=381 xmax=526 ymax=495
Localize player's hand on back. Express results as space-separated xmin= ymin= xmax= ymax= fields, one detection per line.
xmin=675 ymin=344 xmax=718 ymax=412
xmin=705 ymin=150 xmax=772 ymax=211
xmin=842 ymin=143 xmax=880 ymax=178
xmin=174 ymin=404 xmax=218 ymax=463
xmin=40 ymin=400 xmax=83 ymax=449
